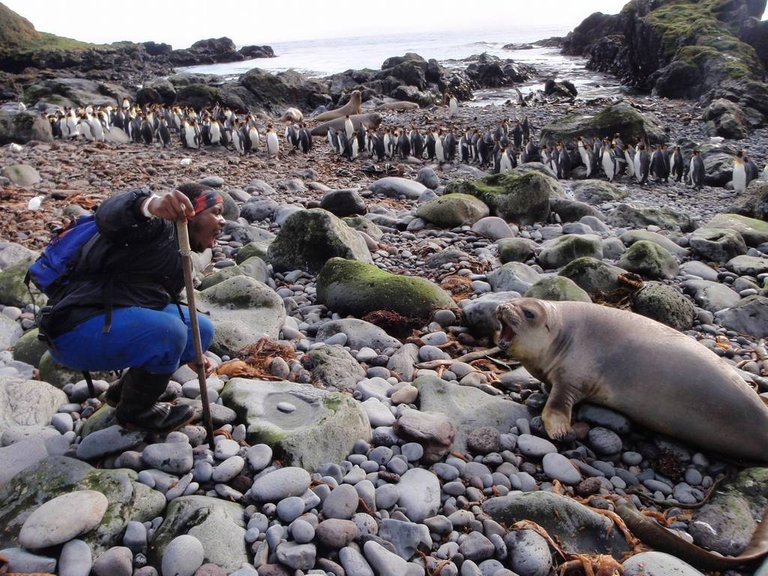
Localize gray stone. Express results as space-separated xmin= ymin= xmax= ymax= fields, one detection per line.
xmin=2 ymin=164 xmax=41 ymax=186
xmin=397 ymin=468 xmax=441 ymax=523
xmin=483 ymin=492 xmax=629 ymax=556
xmin=320 ymin=189 xmax=368 ymax=217
xmin=306 ymin=345 xmax=366 ymax=393
xmin=19 ymin=490 xmax=108 ymax=549
xmin=682 ymin=279 xmax=741 ymax=313
xmin=275 ymin=541 xmax=317 ymax=570
xmin=487 ymin=262 xmax=541 ymax=293
xmin=315 ymin=518 xmax=357 ymax=549
xmin=631 ymin=282 xmax=696 ymax=331
xmin=0 ymin=314 xmax=22 ymax=351
xmin=199 ymin=276 xmax=286 ymax=358
xmin=459 ymin=531 xmax=495 ymax=562
xmin=704 ymin=213 xmax=768 ymax=247
xmin=525 ymin=276 xmax=591 ymax=303
xmin=622 ymin=551 xmax=705 ymax=575
xmin=221 ymin=378 xmax=370 ymax=471
xmin=0 ymin=547 xmax=56 ymax=573
xmin=369 ymin=177 xmax=427 ymax=200
xmin=680 ymin=260 xmax=719 ymax=281
xmin=245 ymin=444 xmax=273 ymax=472
xmin=340 ymin=546 xmax=375 ymax=576
xmin=618 ymin=240 xmax=679 ymax=279
xmin=379 ymin=518 xmax=431 ymax=560
xmin=268 ymin=208 xmax=373 ymax=273
xmin=250 ymin=467 xmax=311 ymax=502
xmin=690 ymin=228 xmax=748 ymax=262
xmin=414 ymin=375 xmax=529 ymax=453
xmin=162 ymin=535 xmax=205 ymax=576
xmin=59 ymin=539 xmax=92 ymax=576
xmin=471 ymin=216 xmax=518 ymax=240
xmin=394 ymin=408 xmax=455 ymax=463
xmin=416 ymin=194 xmax=490 ymax=227
xmin=363 ymin=539 xmax=410 ymax=576
xmin=323 ymin=484 xmax=359 ymax=519
xmin=607 ymin=203 xmax=696 ymax=232
xmin=716 ymin=295 xmax=768 ymax=338
xmin=620 ymin=230 xmax=689 ymax=257
xmin=141 ymin=441 xmax=193 ymax=474
xmin=504 ymin=529 xmax=553 ymax=576
xmin=538 ymin=234 xmax=604 ymax=269
xmin=316 ymin=318 xmax=401 ymax=353
xmin=151 ymin=496 xmax=247 ymax=573
xmin=76 ymin=425 xmax=145 ymax=460
xmin=92 ymin=546 xmax=133 ymax=576
xmin=542 ymin=453 xmax=582 ymax=484
xmin=496 ymin=237 xmax=540 ymax=264
xmin=0 ymin=436 xmax=48 ymax=488
xmin=517 ymin=434 xmax=557 ymax=458
xmin=726 ymin=254 xmax=768 ymax=276
xmin=558 ymin=257 xmax=627 ymax=297
xmin=0 ymin=377 xmax=68 ymax=437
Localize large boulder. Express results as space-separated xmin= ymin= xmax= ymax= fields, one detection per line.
xmin=150 ymin=496 xmax=248 ymax=573
xmin=317 ymin=258 xmax=456 ymax=323
xmin=715 ymin=295 xmax=768 ymax=337
xmin=525 ymin=276 xmax=591 ymax=303
xmin=0 ymin=457 xmax=165 ymax=557
xmin=606 ymin=203 xmax=698 ymax=232
xmin=445 ymin=169 xmax=562 ymax=226
xmin=631 ymin=282 xmax=696 ymax=331
xmin=558 ymin=257 xmax=628 ymax=297
xmin=703 ymin=98 xmax=749 ymax=139
xmin=617 ymin=240 xmax=679 ymax=279
xmin=571 ymin=180 xmax=629 ymax=205
xmin=689 ymin=227 xmax=748 ymax=262
xmin=220 ymin=378 xmax=370 ymax=471
xmin=538 ymin=234 xmax=604 ymax=270
xmin=0 ymin=106 xmax=52 ymax=145
xmin=198 ymin=276 xmax=286 ymax=358
xmin=415 ymin=193 xmax=490 ymax=228
xmin=728 ymin=179 xmax=768 ymax=221
xmin=540 ymin=102 xmax=666 ymax=146
xmin=414 ymin=375 xmax=529 ymax=453
xmin=704 ymin=213 xmax=768 ymax=246
xmin=487 ymin=262 xmax=542 ymax=294
xmin=0 ymin=377 xmax=67 ymax=437
xmin=268 ymin=208 xmax=372 ymax=273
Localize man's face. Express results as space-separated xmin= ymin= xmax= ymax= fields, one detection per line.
xmin=189 ymin=203 xmax=225 ymax=252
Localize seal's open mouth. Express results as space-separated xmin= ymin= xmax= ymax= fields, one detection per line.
xmin=496 ymin=304 xmax=520 ymax=348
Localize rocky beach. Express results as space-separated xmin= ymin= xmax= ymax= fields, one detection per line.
xmin=1 ymin=1 xmax=768 ymax=576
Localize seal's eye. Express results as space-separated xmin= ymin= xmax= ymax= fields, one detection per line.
xmin=523 ymin=308 xmax=535 ymax=320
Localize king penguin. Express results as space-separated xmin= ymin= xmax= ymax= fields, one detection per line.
xmin=266 ymin=125 xmax=279 ymax=157
xmin=448 ymin=94 xmax=459 ymax=118
xmin=732 ymin=152 xmax=747 ymax=193
xmin=600 ymin=140 xmax=616 ymax=182
xmin=577 ymin=137 xmax=592 ymax=177
xmin=669 ymin=145 xmax=684 ymax=182
xmin=690 ymin=150 xmax=705 ymax=190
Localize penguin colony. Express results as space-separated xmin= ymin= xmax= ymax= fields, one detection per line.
xmin=44 ymin=101 xmax=762 ymax=191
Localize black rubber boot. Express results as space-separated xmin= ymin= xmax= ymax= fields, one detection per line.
xmin=114 ymin=368 xmax=194 ymax=433
xmin=104 ymin=377 xmax=123 ymax=407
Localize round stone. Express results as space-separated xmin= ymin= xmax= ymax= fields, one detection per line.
xmin=19 ymin=490 xmax=109 ymax=549
xmin=161 ymin=534 xmax=205 ymax=576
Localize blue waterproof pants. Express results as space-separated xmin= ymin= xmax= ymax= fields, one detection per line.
xmin=49 ymin=304 xmax=214 ymax=374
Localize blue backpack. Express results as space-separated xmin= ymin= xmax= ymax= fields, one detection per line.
xmin=26 ymin=213 xmax=99 ymax=297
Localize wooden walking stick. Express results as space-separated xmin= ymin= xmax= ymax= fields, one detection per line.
xmin=176 ymin=220 xmax=216 ymax=451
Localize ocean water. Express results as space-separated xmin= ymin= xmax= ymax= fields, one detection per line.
xmin=179 ymin=25 xmax=626 ymax=102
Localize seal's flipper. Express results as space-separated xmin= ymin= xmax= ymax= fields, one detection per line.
xmin=542 ymin=384 xmax=576 ymax=440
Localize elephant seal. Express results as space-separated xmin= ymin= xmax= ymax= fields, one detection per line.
xmin=309 ymin=113 xmax=382 ymax=137
xmin=312 ymin=90 xmax=362 ymax=123
xmin=375 ymin=101 xmax=420 ymax=112
xmin=495 ymin=298 xmax=768 ymax=462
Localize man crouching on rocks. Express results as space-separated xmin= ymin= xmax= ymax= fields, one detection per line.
xmin=39 ymin=183 xmax=226 ymax=432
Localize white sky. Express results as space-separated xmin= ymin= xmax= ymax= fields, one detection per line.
xmin=5 ymin=0 xmax=638 ymax=47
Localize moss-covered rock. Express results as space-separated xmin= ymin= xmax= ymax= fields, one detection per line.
xmin=317 ymin=257 xmax=456 ymax=322
xmin=174 ymin=84 xmax=220 ymax=110
xmin=571 ymin=180 xmax=629 ymax=205
xmin=444 ymin=169 xmax=562 ymax=225
xmin=558 ymin=257 xmax=628 ymax=297
xmin=9 ymin=328 xmax=48 ymax=367
xmin=0 ymin=457 xmax=165 ymax=557
xmin=415 ymin=193 xmax=490 ymax=228
xmin=704 ymin=213 xmax=768 ymax=246
xmin=689 ymin=227 xmax=748 ymax=262
xmin=267 ymin=208 xmax=372 ymax=273
xmin=619 ymin=230 xmax=689 ymax=257
xmin=235 ymin=240 xmax=272 ymax=264
xmin=631 ymin=281 xmax=696 ymax=331
xmin=150 ymin=496 xmax=247 ymax=573
xmin=617 ymin=240 xmax=679 ymax=279
xmin=199 ymin=276 xmax=286 ymax=358
xmin=606 ymin=203 xmax=698 ymax=232
xmin=496 ymin=237 xmax=540 ymax=264
xmin=220 ymin=378 xmax=370 ymax=471
xmin=540 ymin=102 xmax=666 ymax=146
xmin=538 ymin=234 xmax=604 ymax=270
xmin=305 ymin=345 xmax=366 ymax=393
xmin=728 ymin=179 xmax=768 ymax=222
xmin=524 ymin=276 xmax=591 ymax=303
xmin=0 ymin=258 xmax=39 ymax=308
xmin=198 ymin=257 xmax=268 ymax=291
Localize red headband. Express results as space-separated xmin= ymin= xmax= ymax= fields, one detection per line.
xmin=193 ymin=191 xmax=223 ymax=215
